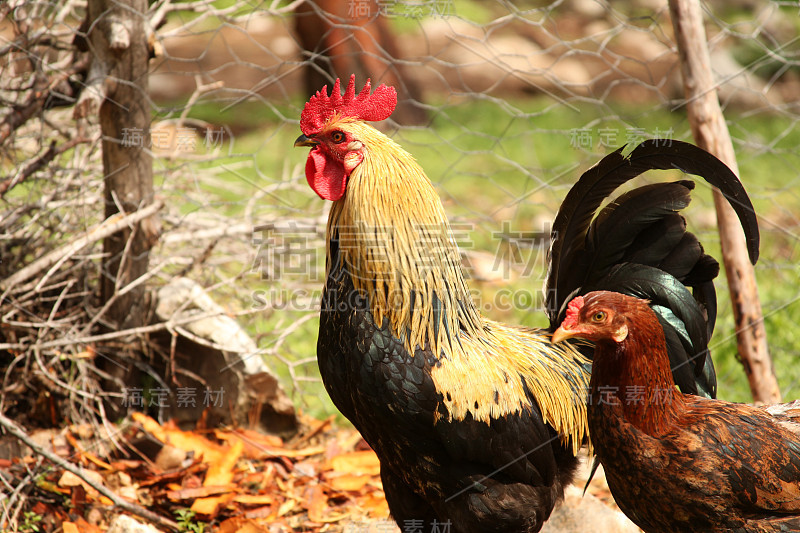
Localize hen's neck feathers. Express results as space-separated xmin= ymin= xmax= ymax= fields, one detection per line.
xmin=326 ymin=121 xmax=483 ymax=358
xmin=591 ymin=301 xmax=686 ymax=436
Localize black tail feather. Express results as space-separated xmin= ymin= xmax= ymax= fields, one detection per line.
xmin=691 ymin=278 xmax=719 ymax=341
xmin=657 ymin=232 xmax=704 ymax=280
xmin=584 ymin=181 xmax=695 ymax=284
xmin=624 ymin=214 xmax=689 ymax=266
xmin=546 ymin=139 xmax=760 ymax=398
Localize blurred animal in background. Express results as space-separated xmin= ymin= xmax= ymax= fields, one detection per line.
xmin=293 ymin=75 xmax=759 ymax=532
xmin=552 ymin=291 xmax=800 ymax=533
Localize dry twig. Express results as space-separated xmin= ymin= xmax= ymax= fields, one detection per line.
xmin=0 ymin=412 xmax=180 ymax=531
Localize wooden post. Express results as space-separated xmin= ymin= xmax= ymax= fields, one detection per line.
xmin=668 ymin=0 xmax=780 ymax=403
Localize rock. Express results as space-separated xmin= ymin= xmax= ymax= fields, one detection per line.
xmin=154 ymin=277 xmax=297 ymax=434
xmin=542 ymin=456 xmax=642 ymax=532
xmin=107 ymin=515 xmax=164 ymax=533
xmin=543 ymin=485 xmax=641 ymax=533
xmin=154 ymin=444 xmax=189 ymax=471
xmin=406 ymin=18 xmax=591 ymax=96
xmin=710 ymin=48 xmax=783 ymax=109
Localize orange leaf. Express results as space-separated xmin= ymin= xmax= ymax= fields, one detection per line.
xmin=245 ymin=445 xmax=326 ymax=460
xmin=131 ymin=413 xmax=225 ymax=464
xmin=167 ymin=484 xmax=237 ymax=501
xmin=190 ymin=439 xmax=243 ymax=517
xmin=360 ymin=492 xmax=390 ymax=518
xmin=217 ymin=517 xmax=270 ymax=533
xmin=215 ymin=428 xmax=282 ymax=458
xmin=326 ymin=473 xmax=370 ymax=492
xmin=276 ymin=499 xmax=296 ymax=518
xmin=204 ymin=439 xmax=243 ymax=486
xmin=233 ymin=494 xmax=275 ymax=506
xmin=327 ymin=450 xmax=381 ymax=476
xmin=65 ymin=432 xmax=113 ymax=471
xmin=243 ymin=506 xmax=275 ymax=520
xmin=62 ymin=522 xmax=79 ymax=533
xmin=304 ymin=484 xmax=348 ymax=524
xmin=72 ymin=517 xmax=103 ymax=533
xmin=305 ymin=485 xmax=328 ymax=523
xmin=190 ymin=492 xmax=235 ymax=518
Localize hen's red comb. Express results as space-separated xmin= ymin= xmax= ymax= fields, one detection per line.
xmin=563 ymin=295 xmax=585 ymax=328
xmin=300 ymin=75 xmax=397 ymax=136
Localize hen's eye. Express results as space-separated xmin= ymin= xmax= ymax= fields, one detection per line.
xmin=331 ymin=131 xmax=346 ymax=143
xmin=591 ymin=311 xmax=606 ymax=322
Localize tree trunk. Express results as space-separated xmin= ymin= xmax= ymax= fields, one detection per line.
xmin=668 ymin=0 xmax=780 ymax=403
xmin=294 ymin=0 xmax=428 ymax=125
xmin=83 ymin=0 xmax=158 ymax=330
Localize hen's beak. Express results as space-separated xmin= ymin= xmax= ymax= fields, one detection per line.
xmin=294 ymin=134 xmax=318 ymax=148
xmin=551 ymin=326 xmax=575 ymax=344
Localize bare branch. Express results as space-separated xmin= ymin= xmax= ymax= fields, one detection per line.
xmin=0 ymin=56 xmax=89 ymax=145
xmin=0 ymin=137 xmax=90 ymax=197
xmin=0 ymin=199 xmax=164 ymax=296
xmin=0 ymin=412 xmax=180 ymax=531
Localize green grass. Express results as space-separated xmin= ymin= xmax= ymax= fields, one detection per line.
xmin=168 ymin=92 xmax=800 ymax=417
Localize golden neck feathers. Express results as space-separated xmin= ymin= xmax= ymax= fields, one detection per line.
xmin=325 ymin=122 xmax=483 ymax=359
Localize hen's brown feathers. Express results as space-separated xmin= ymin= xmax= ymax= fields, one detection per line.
xmin=554 ymin=291 xmax=800 ymax=533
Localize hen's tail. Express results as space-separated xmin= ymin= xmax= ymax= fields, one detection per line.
xmin=546 ymin=140 xmax=759 ymax=398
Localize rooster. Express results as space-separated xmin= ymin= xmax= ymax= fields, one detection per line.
xmin=293 ymin=75 xmax=760 ymax=532
xmin=552 ymin=291 xmax=800 ymax=533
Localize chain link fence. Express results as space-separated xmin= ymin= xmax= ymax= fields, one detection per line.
xmin=2 ymin=0 xmax=800 ymax=428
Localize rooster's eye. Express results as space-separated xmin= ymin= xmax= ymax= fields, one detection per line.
xmin=591 ymin=311 xmax=606 ymax=323
xmin=331 ymin=131 xmax=346 ymax=143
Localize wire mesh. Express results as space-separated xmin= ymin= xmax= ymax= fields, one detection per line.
xmin=2 ymin=0 xmax=800 ymax=427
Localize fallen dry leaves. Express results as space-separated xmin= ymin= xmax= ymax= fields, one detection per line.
xmin=1 ymin=413 xmax=627 ymax=532
xmin=0 ymin=413 xmax=396 ymax=532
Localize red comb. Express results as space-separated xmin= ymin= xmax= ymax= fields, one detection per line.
xmin=300 ymin=74 xmax=397 ymax=135
xmin=563 ymin=295 xmax=585 ymax=328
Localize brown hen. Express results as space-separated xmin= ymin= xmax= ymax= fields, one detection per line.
xmin=552 ymin=291 xmax=800 ymax=533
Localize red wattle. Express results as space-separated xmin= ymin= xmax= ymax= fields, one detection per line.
xmin=305 ymin=147 xmax=347 ymax=201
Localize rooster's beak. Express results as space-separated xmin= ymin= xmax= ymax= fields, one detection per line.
xmin=294 ymin=134 xmax=318 ymax=148
xmin=551 ymin=326 xmax=575 ymax=344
